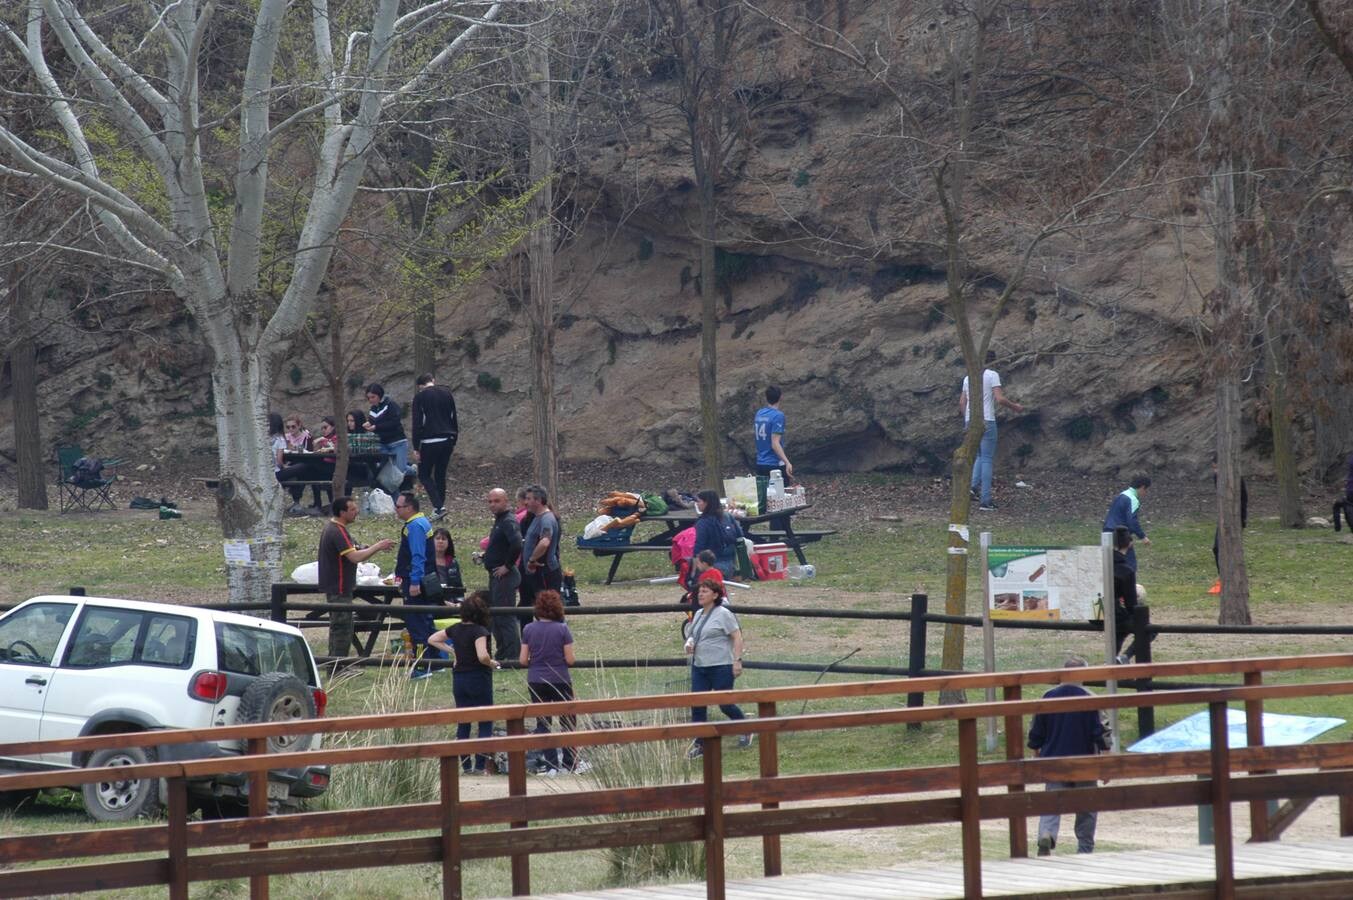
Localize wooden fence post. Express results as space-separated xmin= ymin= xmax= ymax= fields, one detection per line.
xmin=440 ymin=756 xmax=462 ymax=900
xmin=1209 ymin=702 xmax=1235 ymax=900
xmin=506 ymin=715 xmax=529 ymax=895
xmin=269 ymin=583 xmax=287 ymax=623
xmin=1243 ymin=671 xmax=1269 ymax=842
xmin=1002 ymin=685 xmax=1027 ymax=858
xmin=1132 ymin=605 xmax=1155 ymax=737
xmin=757 ymin=701 xmax=781 ymax=877
xmin=906 ymin=594 xmax=928 ymax=731
xmin=702 ymin=735 xmax=726 ymax=900
xmin=958 ymin=717 xmax=982 ymax=898
xmin=248 ymin=736 xmax=270 ymax=900
xmin=166 ymin=777 xmax=188 ymax=900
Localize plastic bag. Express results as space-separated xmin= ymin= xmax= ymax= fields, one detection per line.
xmin=356 ymin=562 xmax=382 ymax=586
xmin=376 ymin=459 xmax=403 ymax=495
xmin=722 ymin=476 xmax=759 ymax=515
xmin=583 ymin=514 xmax=614 ymax=540
xmin=364 ymin=488 xmax=395 ymax=516
xmin=290 ymin=561 xmax=319 ymax=584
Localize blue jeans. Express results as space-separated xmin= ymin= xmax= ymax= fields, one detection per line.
xmin=970 ymin=420 xmax=997 ymax=506
xmin=402 ymin=583 xmax=442 ymax=673
xmin=690 ymin=664 xmax=745 ymax=745
xmin=452 ymin=668 xmax=495 ymax=771
xmin=380 ymin=438 xmax=417 ymax=478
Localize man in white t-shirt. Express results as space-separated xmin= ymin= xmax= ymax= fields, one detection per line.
xmin=960 ymin=350 xmax=1025 ymax=510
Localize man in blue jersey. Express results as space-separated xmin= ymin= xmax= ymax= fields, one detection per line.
xmin=754 ymin=386 xmax=793 ymax=529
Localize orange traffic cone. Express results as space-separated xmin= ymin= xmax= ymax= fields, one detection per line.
xmin=1208 ymin=578 xmax=1222 ymax=595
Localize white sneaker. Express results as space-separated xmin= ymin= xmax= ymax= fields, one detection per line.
xmin=570 ymin=759 xmax=593 ymax=774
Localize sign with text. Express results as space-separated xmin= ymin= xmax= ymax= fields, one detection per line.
xmin=987 ymin=545 xmax=1105 ymax=621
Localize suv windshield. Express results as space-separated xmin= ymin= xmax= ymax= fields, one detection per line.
xmin=216 ymin=622 xmax=314 ymax=684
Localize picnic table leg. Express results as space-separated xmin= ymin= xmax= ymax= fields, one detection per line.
xmin=605 ymin=555 xmax=624 ymax=585
xmin=782 ymin=522 xmax=809 ymax=566
xmin=358 ymin=608 xmax=387 ymax=657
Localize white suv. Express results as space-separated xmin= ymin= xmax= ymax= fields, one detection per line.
xmin=0 ymin=595 xmax=330 ymax=821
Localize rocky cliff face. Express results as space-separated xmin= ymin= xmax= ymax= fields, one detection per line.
xmin=3 ymin=3 xmax=1345 ymax=482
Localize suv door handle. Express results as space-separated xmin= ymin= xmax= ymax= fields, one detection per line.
xmin=25 ymin=675 xmax=48 ymax=686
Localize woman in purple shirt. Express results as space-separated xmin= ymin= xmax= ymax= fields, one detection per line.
xmin=519 ymin=590 xmax=582 ymax=773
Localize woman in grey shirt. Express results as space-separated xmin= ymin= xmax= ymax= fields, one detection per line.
xmin=683 ymin=577 xmax=751 ymax=758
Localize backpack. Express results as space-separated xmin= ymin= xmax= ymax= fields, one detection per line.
xmin=560 ymin=570 xmax=581 ymax=607
xmin=71 ymin=456 xmax=104 ymax=486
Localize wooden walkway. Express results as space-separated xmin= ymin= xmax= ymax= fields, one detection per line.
xmin=516 ymin=837 xmax=1353 ymax=899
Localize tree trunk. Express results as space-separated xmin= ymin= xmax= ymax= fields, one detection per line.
xmin=940 ymin=413 xmax=985 ymax=691
xmin=697 ymin=173 xmax=723 ymax=489
xmin=1216 ymin=377 xmax=1252 ymax=624
xmin=327 ymin=315 xmax=350 ymax=500
xmin=211 ymin=342 xmax=284 ymax=605
xmin=1262 ymin=307 xmax=1303 ymax=528
xmin=412 ymin=304 xmax=436 ymax=380
xmin=527 ymin=14 xmax=559 ymax=501
xmin=10 ymin=277 xmax=47 ymax=510
xmin=1205 ymin=0 xmax=1251 ymax=626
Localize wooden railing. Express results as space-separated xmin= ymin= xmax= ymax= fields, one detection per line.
xmin=3 ymin=654 xmax=1353 ymax=900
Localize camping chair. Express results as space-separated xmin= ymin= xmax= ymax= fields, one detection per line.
xmin=56 ymin=445 xmax=118 ymax=513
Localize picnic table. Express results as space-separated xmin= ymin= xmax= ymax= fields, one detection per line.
xmin=272 ymin=581 xmax=461 ymax=657
xmin=281 ymin=450 xmax=390 ymax=491
xmin=579 ymin=504 xmax=836 ymax=585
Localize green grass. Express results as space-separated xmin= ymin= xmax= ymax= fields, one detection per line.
xmin=3 ymin=506 xmax=1353 ymax=896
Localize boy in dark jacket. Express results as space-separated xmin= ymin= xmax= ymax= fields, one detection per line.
xmin=1102 ymin=475 xmax=1151 ymax=572
xmin=1028 ymin=656 xmax=1108 ymax=856
xmin=364 ymin=382 xmax=415 ymax=481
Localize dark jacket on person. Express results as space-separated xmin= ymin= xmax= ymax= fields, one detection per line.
xmin=1028 ymin=683 xmax=1107 ymax=758
xmin=367 ymin=398 xmax=406 ymax=444
xmin=1112 ymin=549 xmax=1137 ymax=626
xmin=394 ymin=513 xmax=435 ymax=581
xmin=483 ymin=509 xmax=524 ymax=571
xmin=410 ymin=384 xmax=459 ymax=451
xmin=1102 ymin=490 xmax=1145 ymax=540
xmin=693 ymin=513 xmax=743 ymax=576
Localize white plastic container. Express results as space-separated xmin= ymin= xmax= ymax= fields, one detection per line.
xmin=787 ymin=564 xmax=816 ymax=580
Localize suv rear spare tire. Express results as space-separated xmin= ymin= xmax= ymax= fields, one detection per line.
xmin=236 ymin=672 xmax=315 ymax=753
xmin=82 ymin=745 xmax=159 ymax=821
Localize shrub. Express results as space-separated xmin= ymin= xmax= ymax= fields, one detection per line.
xmin=319 ymin=661 xmax=443 ymax=810
xmin=477 ymin=371 xmax=502 ymax=392
xmin=584 ymin=674 xmax=705 ymax=886
xmin=637 ymin=237 xmax=654 ymax=261
xmin=289 ymin=364 xmax=303 ymax=386
xmin=793 ymin=169 xmax=810 ymax=188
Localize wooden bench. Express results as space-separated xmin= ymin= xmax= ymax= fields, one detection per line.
xmin=745 ymin=528 xmax=837 ymax=566
xmin=580 ymin=543 xmax=673 ymax=585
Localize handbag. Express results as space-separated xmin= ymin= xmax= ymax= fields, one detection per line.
xmin=419 ymin=572 xmax=445 ymax=602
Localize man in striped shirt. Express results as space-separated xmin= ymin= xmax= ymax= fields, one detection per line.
xmin=318 ymin=496 xmax=394 ymax=656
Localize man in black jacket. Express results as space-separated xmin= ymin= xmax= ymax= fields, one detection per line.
xmin=1028 ymin=656 xmax=1108 ymax=856
xmin=411 ymin=373 xmax=459 ymax=521
xmin=483 ymin=487 xmax=523 ymax=661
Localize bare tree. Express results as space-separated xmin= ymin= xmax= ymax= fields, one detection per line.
xmin=751 ymin=0 xmax=1183 ymax=674
xmin=648 ymin=0 xmax=757 ymax=487
xmin=0 ymin=0 xmax=519 ymax=603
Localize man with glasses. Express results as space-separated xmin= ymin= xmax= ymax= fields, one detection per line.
xmin=394 ymin=491 xmax=439 ymax=679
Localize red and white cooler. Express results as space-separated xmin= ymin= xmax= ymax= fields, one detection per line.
xmin=750 ymin=543 xmax=789 ymax=581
